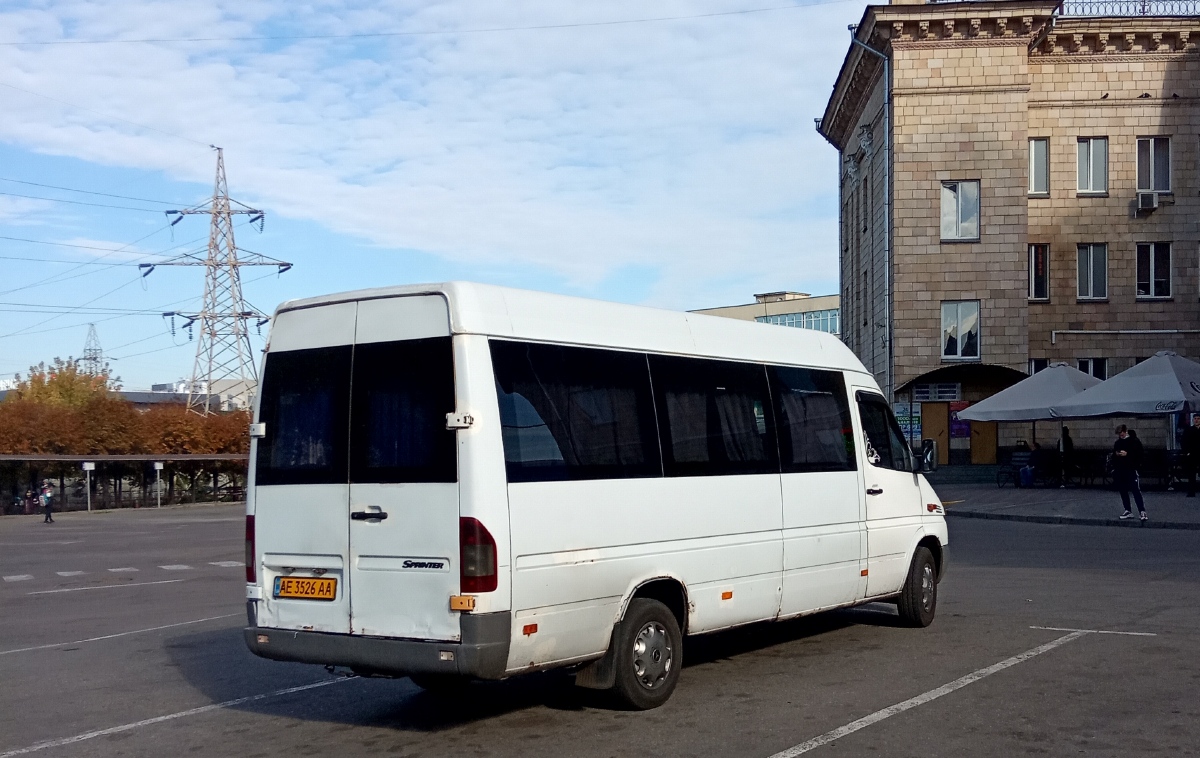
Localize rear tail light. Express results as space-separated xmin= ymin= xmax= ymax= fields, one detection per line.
xmin=245 ymin=515 xmax=256 ymax=583
xmin=459 ymin=517 xmax=497 ymax=593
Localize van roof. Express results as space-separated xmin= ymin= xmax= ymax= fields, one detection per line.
xmin=276 ymin=281 xmax=869 ymax=376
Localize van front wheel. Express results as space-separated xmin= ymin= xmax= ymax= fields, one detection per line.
xmin=897 ymin=546 xmax=937 ymax=628
xmin=610 ymin=598 xmax=683 ymax=710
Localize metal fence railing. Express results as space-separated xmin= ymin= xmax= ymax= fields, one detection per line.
xmin=1059 ymin=0 xmax=1200 ymax=15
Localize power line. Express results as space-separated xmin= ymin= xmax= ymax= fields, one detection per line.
xmin=0 ymin=176 xmax=193 ymax=206
xmin=0 ymin=189 xmax=177 ymax=213
xmin=0 ymin=2 xmax=853 ymax=46
xmin=0 ymin=235 xmax=170 ymax=253
xmin=0 ymin=80 xmax=210 ymax=147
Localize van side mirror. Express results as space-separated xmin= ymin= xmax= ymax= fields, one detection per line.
xmin=919 ymin=439 xmax=938 ymax=473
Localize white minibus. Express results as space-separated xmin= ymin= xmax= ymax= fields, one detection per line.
xmin=244 ymin=282 xmax=947 ymax=709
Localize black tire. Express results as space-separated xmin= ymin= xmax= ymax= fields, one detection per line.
xmin=896 ymin=546 xmax=938 ymax=628
xmin=610 ymin=598 xmax=683 ymax=710
xmin=409 ymin=673 xmax=471 ymax=695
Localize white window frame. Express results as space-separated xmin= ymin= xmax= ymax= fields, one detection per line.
xmin=1028 ymin=138 xmax=1049 ymax=195
xmin=1029 ymin=243 xmax=1050 ymax=301
xmin=1136 ymin=242 xmax=1171 ymax=299
xmin=1077 ymin=137 xmax=1108 ymax=194
xmin=1136 ymin=137 xmax=1171 ymax=193
xmin=1077 ymin=243 xmax=1108 ymax=300
xmin=1078 ymin=358 xmax=1108 ymax=380
xmin=940 ymin=180 xmax=980 ymax=242
xmin=1029 ymin=358 xmax=1049 ymax=375
xmin=941 ymin=300 xmax=981 ymax=361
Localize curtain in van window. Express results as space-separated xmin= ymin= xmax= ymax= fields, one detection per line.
xmin=255 ymin=345 xmax=351 ymax=486
xmin=490 ymin=341 xmax=661 ymax=482
xmin=767 ymin=366 xmax=855 ymax=473
xmin=350 ymin=338 xmax=457 ymax=483
xmin=648 ymin=355 xmax=778 ymax=477
xmin=857 ymin=397 xmax=911 ymax=472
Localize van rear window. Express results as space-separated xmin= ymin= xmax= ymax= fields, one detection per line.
xmin=350 ymin=338 xmax=457 ymax=483
xmin=255 ymin=346 xmax=351 ymax=486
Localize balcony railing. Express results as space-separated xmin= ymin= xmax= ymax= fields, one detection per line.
xmin=1059 ymin=0 xmax=1199 ymax=15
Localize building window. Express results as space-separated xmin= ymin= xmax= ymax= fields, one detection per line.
xmin=1029 ymin=243 xmax=1049 ymax=300
xmin=1029 ymin=138 xmax=1049 ymax=195
xmin=1137 ymin=137 xmax=1170 ymax=192
xmin=1077 ymin=243 xmax=1108 ymax=299
xmin=913 ymin=383 xmax=961 ymax=401
xmin=755 ymin=308 xmax=840 ymax=334
xmin=940 ymin=181 xmax=979 ymax=241
xmin=1078 ymin=358 xmax=1107 ymax=380
xmin=941 ymin=301 xmax=980 ymax=360
xmin=1029 ymin=358 xmax=1049 ymax=374
xmin=1077 ymin=137 xmax=1108 ymax=193
xmin=1136 ymin=242 xmax=1171 ymax=298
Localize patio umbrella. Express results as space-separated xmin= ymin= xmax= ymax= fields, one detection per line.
xmin=1050 ymin=351 xmax=1200 ymax=418
xmin=957 ymin=363 xmax=1100 ymax=421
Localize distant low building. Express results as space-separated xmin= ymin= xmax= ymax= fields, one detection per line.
xmin=151 ymin=378 xmax=255 ymax=412
xmin=0 ymin=388 xmax=220 ymax=410
xmin=692 ymin=292 xmax=841 ymax=336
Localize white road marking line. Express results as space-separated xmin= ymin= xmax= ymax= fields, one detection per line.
xmin=0 ymin=614 xmax=240 ymax=656
xmin=209 ymin=561 xmax=242 ymax=568
xmin=0 ymin=541 xmax=82 ymax=546
xmin=28 ymin=579 xmax=183 ymax=595
xmin=766 ymin=631 xmax=1089 ymax=758
xmin=0 ymin=678 xmax=352 ymax=758
xmin=56 ymin=571 xmax=85 ymax=577
xmin=1030 ymin=625 xmax=1157 ymax=637
xmin=159 ymin=565 xmax=192 ymax=571
xmin=107 ymin=567 xmax=138 ymax=573
xmin=3 ymin=575 xmax=33 ymax=582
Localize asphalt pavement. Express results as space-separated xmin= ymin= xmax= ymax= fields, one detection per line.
xmin=2 ymin=504 xmax=1198 ymax=757
xmin=940 ymin=483 xmax=1200 ymax=529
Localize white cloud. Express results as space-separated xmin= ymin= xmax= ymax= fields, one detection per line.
xmin=0 ymin=0 xmax=861 ymax=307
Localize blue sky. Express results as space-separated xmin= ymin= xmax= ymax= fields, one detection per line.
xmin=0 ymin=0 xmax=863 ymax=388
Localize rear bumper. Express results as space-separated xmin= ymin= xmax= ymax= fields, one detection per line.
xmin=243 ymin=611 xmax=511 ymax=680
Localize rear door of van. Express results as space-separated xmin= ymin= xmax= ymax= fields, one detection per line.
xmin=348 ymin=297 xmax=461 ymax=641
xmin=253 ymin=295 xmax=461 ymax=641
xmin=254 ymin=303 xmax=356 ymax=634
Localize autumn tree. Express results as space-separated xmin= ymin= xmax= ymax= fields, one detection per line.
xmin=7 ymin=357 xmax=119 ymax=407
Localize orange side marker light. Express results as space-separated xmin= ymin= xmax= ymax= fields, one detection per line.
xmin=721 ymin=591 xmax=733 ymax=600
xmin=522 ymin=624 xmax=538 ymax=636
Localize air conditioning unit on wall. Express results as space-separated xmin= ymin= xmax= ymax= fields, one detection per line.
xmin=1137 ymin=191 xmax=1158 ymax=212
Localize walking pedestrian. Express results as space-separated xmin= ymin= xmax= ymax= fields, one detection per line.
xmin=1182 ymin=414 xmax=1200 ymax=498
xmin=41 ymin=480 xmax=55 ymax=523
xmin=1058 ymin=425 xmax=1074 ymax=486
xmin=1112 ymin=425 xmax=1146 ymax=521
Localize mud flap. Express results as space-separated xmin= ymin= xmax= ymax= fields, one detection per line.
xmin=574 ymin=618 xmax=623 ymax=690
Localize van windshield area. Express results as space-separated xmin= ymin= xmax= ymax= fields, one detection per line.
xmin=255 ymin=338 xmax=456 ymax=486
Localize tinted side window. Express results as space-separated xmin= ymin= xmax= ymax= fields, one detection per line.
xmin=350 ymin=338 xmax=457 ymax=483
xmin=649 ymin=355 xmax=778 ymax=477
xmin=857 ymin=395 xmax=911 ymax=472
xmin=256 ymin=346 xmax=351 ymax=486
xmin=768 ymin=366 xmax=855 ymax=473
xmin=491 ymin=341 xmax=662 ymax=482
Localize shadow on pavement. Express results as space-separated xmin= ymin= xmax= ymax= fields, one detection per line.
xmin=166 ymin=604 xmax=901 ymax=732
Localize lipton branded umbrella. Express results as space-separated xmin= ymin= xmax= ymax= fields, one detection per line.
xmin=956 ymin=363 xmax=1100 ymax=422
xmin=1050 ymin=351 xmax=1200 ymax=418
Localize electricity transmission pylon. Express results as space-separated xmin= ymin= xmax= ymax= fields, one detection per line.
xmin=140 ymin=147 xmax=291 ymax=415
xmin=80 ymin=323 xmax=104 ymax=375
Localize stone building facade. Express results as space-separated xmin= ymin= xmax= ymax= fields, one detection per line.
xmin=820 ymin=0 xmax=1199 ymax=460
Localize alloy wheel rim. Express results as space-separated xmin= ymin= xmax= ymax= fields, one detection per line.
xmin=632 ymin=621 xmax=673 ymax=690
xmin=921 ymin=564 xmax=935 ymax=611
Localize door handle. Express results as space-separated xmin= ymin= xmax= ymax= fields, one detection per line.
xmin=866 ymin=487 xmax=884 ymax=496
xmin=351 ymin=510 xmax=388 ymax=521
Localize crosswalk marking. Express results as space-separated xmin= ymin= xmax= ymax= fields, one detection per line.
xmin=3 ymin=575 xmax=33 ymax=582
xmin=209 ymin=561 xmax=242 ymax=568
xmin=159 ymin=565 xmax=192 ymax=571
xmin=107 ymin=568 xmax=138 ymax=573
xmin=56 ymin=571 xmax=85 ymax=577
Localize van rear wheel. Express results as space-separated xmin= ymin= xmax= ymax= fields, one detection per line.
xmin=896 ymin=546 xmax=937 ymax=628
xmin=610 ymin=598 xmax=682 ymax=710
